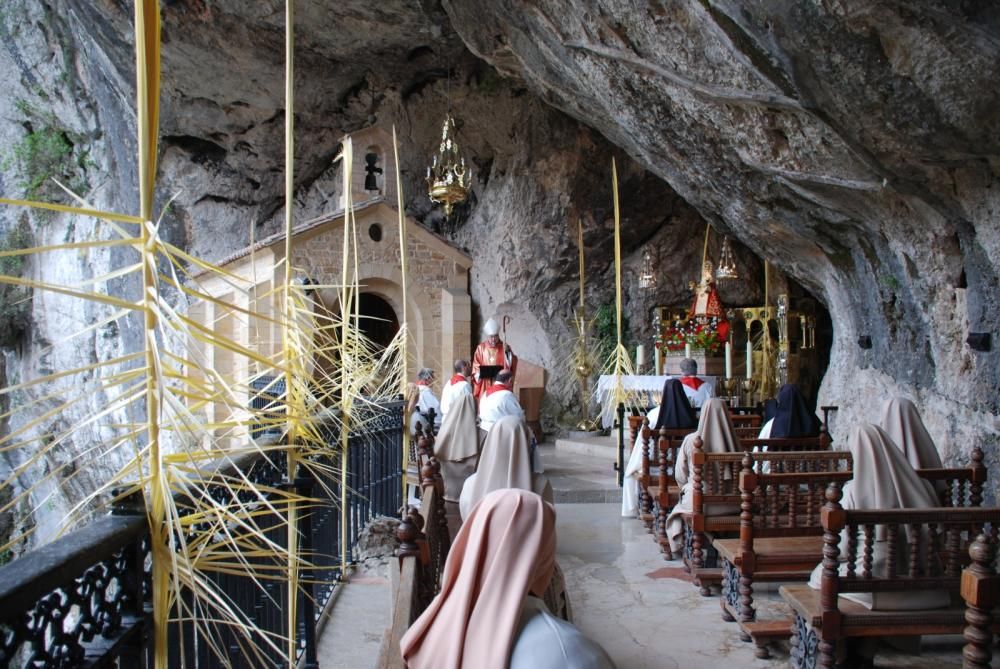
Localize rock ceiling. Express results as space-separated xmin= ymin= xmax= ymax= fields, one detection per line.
xmin=0 ymin=0 xmax=997 ymax=481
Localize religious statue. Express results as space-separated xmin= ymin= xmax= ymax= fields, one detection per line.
xmin=688 ymin=261 xmax=730 ymax=342
xmin=472 ymin=317 xmax=517 ymax=400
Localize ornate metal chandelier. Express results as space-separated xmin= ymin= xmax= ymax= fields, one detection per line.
xmin=426 ymin=114 xmax=470 ymax=216
xmin=638 ymin=248 xmax=657 ymax=289
xmin=715 ymin=235 xmax=739 ymax=281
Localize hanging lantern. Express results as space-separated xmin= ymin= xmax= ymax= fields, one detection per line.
xmin=426 ymin=114 xmax=471 ymax=216
xmin=715 ymin=235 xmax=739 ymax=281
xmin=638 ymin=248 xmax=657 ymax=290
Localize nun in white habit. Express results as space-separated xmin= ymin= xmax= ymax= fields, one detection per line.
xmin=879 ymin=397 xmax=943 ymax=471
xmin=459 ymin=415 xmax=553 ymax=520
xmin=807 ymin=423 xmax=946 ymax=664
xmin=433 ymin=392 xmax=481 ymax=502
xmin=664 ymin=398 xmax=740 ymax=555
xmin=621 ymin=379 xmax=697 ymax=517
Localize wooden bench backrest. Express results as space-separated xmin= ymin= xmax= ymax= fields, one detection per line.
xmin=739 ymin=433 xmax=831 ymax=453
xmin=731 ymin=413 xmax=762 ymax=428
xmin=377 ymin=431 xmax=451 ymax=669
xmin=692 ymin=439 xmax=851 ymax=509
xmin=919 ymin=446 xmax=987 ymax=507
xmin=738 ymin=446 xmax=987 ymax=540
xmin=821 ymin=481 xmax=999 ymax=588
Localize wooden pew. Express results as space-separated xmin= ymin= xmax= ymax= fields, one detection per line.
xmin=638 ymin=419 xmax=690 ymax=549
xmin=377 ymin=430 xmax=451 ymax=668
xmin=638 ymin=404 xmax=826 ymax=554
xmin=780 ymin=483 xmax=1000 ymax=669
xmin=687 ymin=444 xmax=851 ymax=595
xmin=719 ymin=446 xmax=986 ymax=657
xmin=730 ymin=413 xmax=762 ymax=429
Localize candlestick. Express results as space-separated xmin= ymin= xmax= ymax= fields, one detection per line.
xmin=725 ymin=342 xmax=732 ymax=378
xmin=578 ymin=218 xmax=585 ymax=308
xmin=654 ymin=348 xmax=662 ymax=375
xmin=746 ymin=345 xmax=753 ymax=379
xmin=636 ymin=344 xmax=646 ymax=370
xmin=764 ymin=260 xmax=769 ymax=307
xmin=684 ymin=343 xmax=691 ymax=359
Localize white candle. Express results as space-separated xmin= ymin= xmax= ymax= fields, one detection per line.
xmin=684 ymin=343 xmax=691 ymax=359
xmin=746 ymin=345 xmax=753 ymax=379
xmin=654 ymin=349 xmax=662 ymax=375
xmin=725 ymin=342 xmax=732 ymax=378
xmin=636 ymin=344 xmax=646 ymax=369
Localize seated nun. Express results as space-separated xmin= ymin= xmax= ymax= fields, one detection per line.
xmin=401 ymin=489 xmax=615 ymax=669
xmin=664 ymin=398 xmax=740 ymax=555
xmin=459 ymin=415 xmax=552 ymax=520
xmin=807 ymin=423 xmax=947 ymax=664
xmin=621 ymin=378 xmax=697 ymax=517
xmin=757 ymin=383 xmax=821 ymax=439
xmin=879 ymin=397 xmax=943 ymax=470
xmin=755 ymin=384 xmax=821 ymax=473
xmin=433 ymin=392 xmax=481 ymax=503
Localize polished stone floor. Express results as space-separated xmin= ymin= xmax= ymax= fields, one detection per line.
xmin=559 ymin=502 xmax=995 ymax=669
xmin=316 ymin=444 xmax=996 ymax=668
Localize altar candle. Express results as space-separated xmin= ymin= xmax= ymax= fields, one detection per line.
xmin=725 ymin=342 xmax=732 ymax=378
xmin=684 ymin=343 xmax=691 ymax=359
xmin=636 ymin=344 xmax=646 ymax=369
xmin=654 ymin=349 xmax=662 ymax=375
xmin=746 ymin=345 xmax=753 ymax=379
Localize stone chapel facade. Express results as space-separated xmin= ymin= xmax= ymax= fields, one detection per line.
xmin=190 ymin=127 xmax=473 ymax=438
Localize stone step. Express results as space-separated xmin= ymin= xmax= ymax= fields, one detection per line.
xmin=538 ymin=443 xmax=622 ymax=504
xmin=553 ymin=434 xmax=621 ymax=459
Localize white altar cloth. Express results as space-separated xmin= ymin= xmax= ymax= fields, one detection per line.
xmin=596 ymin=374 xmax=717 ymax=428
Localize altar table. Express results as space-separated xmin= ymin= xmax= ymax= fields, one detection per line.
xmin=596 ymin=374 xmax=717 ymax=429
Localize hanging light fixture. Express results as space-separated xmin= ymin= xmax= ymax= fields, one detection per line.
xmin=715 ymin=235 xmax=739 ymax=281
xmin=426 ymin=114 xmax=470 ymax=216
xmin=638 ymin=248 xmax=657 ymax=290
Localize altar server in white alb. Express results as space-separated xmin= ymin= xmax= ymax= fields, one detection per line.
xmin=412 ymin=368 xmax=442 ymax=432
xmin=478 ymin=369 xmax=524 ymax=438
xmin=440 ymin=359 xmax=473 ymax=419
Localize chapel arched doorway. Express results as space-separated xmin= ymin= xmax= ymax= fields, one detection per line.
xmin=357 ymin=293 xmax=400 ymax=350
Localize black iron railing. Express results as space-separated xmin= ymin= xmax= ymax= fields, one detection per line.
xmin=0 ymin=398 xmax=405 ymax=668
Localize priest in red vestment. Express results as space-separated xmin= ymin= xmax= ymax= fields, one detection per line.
xmin=472 ymin=318 xmax=517 ymax=400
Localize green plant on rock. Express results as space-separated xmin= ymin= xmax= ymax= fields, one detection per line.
xmin=3 ymin=99 xmax=91 ymax=202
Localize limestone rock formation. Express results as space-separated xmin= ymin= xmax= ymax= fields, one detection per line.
xmin=442 ymin=0 xmax=1000 ymax=480
xmin=0 ymin=0 xmax=996 ymax=533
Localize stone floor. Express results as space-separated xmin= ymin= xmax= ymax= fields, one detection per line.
xmin=316 ymin=442 xmax=997 ymax=668
xmin=560 ymin=502 xmax=997 ymax=668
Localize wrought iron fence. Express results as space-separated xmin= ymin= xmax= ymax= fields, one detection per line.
xmin=0 ymin=398 xmax=405 ymax=668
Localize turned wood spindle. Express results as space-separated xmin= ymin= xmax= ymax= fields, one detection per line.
xmin=818 ymin=483 xmax=844 ymax=669
xmin=640 ymin=417 xmax=653 ymax=530
xmin=738 ymin=452 xmax=756 ymax=627
xmin=962 ymin=534 xmax=997 ymax=669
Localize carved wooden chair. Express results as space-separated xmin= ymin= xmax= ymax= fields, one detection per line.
xmin=686 ymin=444 xmax=852 ymax=595
xmin=780 ymin=482 xmax=1000 ymax=669
xmin=637 ymin=421 xmax=690 ymax=556
xmin=723 ymin=446 xmax=986 ymax=658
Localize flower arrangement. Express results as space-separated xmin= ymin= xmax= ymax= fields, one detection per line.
xmin=655 ymin=316 xmax=726 ymax=354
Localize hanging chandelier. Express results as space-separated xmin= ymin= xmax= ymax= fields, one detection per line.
xmin=638 ymin=248 xmax=657 ymax=290
xmin=426 ymin=114 xmax=470 ymax=216
xmin=715 ymin=235 xmax=739 ymax=281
